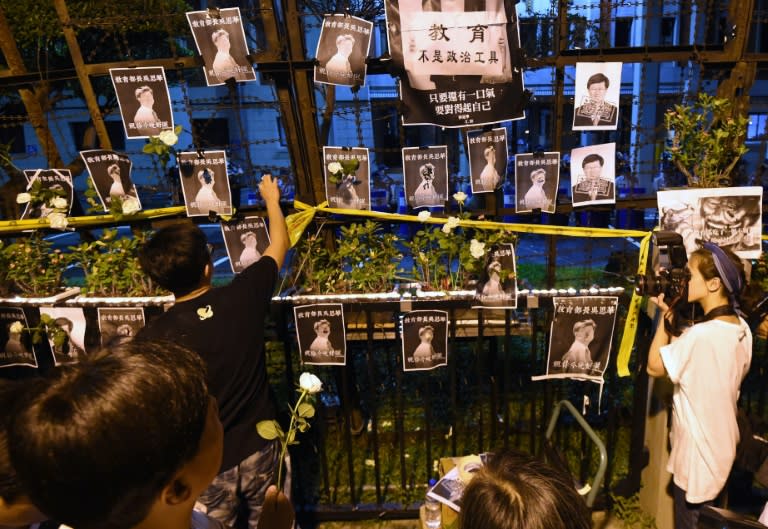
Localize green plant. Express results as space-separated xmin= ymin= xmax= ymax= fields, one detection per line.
xmin=15 ymin=177 xmax=70 ymax=229
xmin=1 ymin=234 xmax=72 ymax=297
xmin=664 ymin=93 xmax=749 ymax=187
xmin=333 ymin=220 xmax=404 ymax=292
xmin=10 ymin=313 xmax=69 ymax=348
xmin=142 ymin=125 xmax=183 ymax=181
xmin=68 ymin=229 xmax=165 ymax=297
xmin=610 ymin=493 xmax=657 ymax=529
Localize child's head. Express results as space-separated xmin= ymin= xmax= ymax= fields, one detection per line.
xmin=459 ymin=449 xmax=591 ymax=529
xmin=139 ymin=223 xmax=211 ymax=297
xmin=8 ymin=340 xmax=222 ymax=529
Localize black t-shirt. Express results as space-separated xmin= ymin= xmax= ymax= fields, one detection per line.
xmin=137 ymin=257 xmax=278 ymax=472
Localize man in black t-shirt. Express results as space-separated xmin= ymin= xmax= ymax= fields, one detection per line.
xmin=136 ymin=174 xmax=289 ymax=529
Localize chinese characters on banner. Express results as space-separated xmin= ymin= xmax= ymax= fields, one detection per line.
xmin=314 ymin=14 xmax=373 ymax=87
xmin=473 ymin=243 xmax=517 ymax=309
xmin=21 ymin=169 xmax=74 ymax=220
xmin=97 ymin=307 xmax=146 ymax=349
xmin=384 ymin=0 xmax=526 ymax=127
xmin=38 ymin=307 xmax=87 ymax=366
xmin=570 ymin=142 xmax=616 ymax=207
xmin=109 ymin=67 xmax=174 ymax=139
xmin=402 ymin=145 xmax=449 ymax=208
xmin=0 ymin=308 xmax=37 ymax=369
xmin=657 ymin=186 xmax=763 ymax=259
xmin=401 ymin=310 xmax=448 ymax=371
xmin=536 ymin=296 xmax=619 ymax=383
xmin=323 ymin=146 xmax=371 ymax=211
xmin=80 ymin=150 xmax=142 ymax=212
xmin=514 ymin=152 xmax=560 ymax=214
xmin=177 ymin=150 xmax=234 ymax=217
xmin=186 ymin=7 xmax=257 ymax=86
xmin=467 ymin=128 xmax=507 ymax=193
xmin=294 ymin=304 xmax=347 ymax=365
xmin=221 ymin=216 xmax=271 ymax=274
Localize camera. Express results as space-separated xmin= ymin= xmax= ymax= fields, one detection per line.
xmin=634 ymin=231 xmax=689 ymax=299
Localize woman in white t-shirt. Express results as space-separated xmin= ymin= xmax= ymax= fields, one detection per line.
xmin=647 ymin=241 xmax=752 ymax=529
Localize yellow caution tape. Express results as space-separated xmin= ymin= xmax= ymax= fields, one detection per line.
xmin=616 ymin=232 xmax=652 ymax=377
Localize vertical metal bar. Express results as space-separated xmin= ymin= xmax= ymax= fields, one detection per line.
xmin=476 ymin=310 xmax=485 ymax=453
xmin=365 ymin=309 xmax=383 ymax=504
xmin=489 ymin=326 xmax=498 ymax=445
xmin=449 ymin=307 xmax=458 ymax=455
xmin=340 ymin=359 xmax=357 ymax=505
xmin=395 ymin=317 xmax=407 ymax=493
xmin=502 ymin=309 xmax=512 ymax=449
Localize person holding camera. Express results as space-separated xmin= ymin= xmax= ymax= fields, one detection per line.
xmin=647 ymin=241 xmax=752 ymax=529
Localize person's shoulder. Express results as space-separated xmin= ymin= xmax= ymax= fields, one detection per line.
xmin=191 ymin=510 xmax=229 ymax=529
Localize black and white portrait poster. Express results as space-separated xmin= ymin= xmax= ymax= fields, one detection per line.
xmin=401 ymin=310 xmax=448 ymax=371
xmin=177 ymin=150 xmax=234 ymax=217
xmin=384 ymin=0 xmax=526 ymax=127
xmin=21 ymin=169 xmax=74 ymax=220
xmin=514 ymin=152 xmax=560 ymax=213
xmin=323 ymin=146 xmax=371 ymax=210
xmin=467 ymin=128 xmax=507 ymax=193
xmin=403 ymin=146 xmax=449 ymax=208
xmin=473 ymin=243 xmax=517 ymax=308
xmin=109 ymin=67 xmax=174 ymax=139
xmin=572 ymin=62 xmax=621 ymax=131
xmin=658 ymin=186 xmax=763 ymax=259
xmin=314 ymin=14 xmax=373 ymax=87
xmin=185 ymin=8 xmax=256 ymax=86
xmin=38 ymin=307 xmax=87 ymax=365
xmin=570 ymin=143 xmax=616 ymax=207
xmin=294 ymin=304 xmax=346 ymax=365
xmin=80 ymin=150 xmax=141 ymax=212
xmin=97 ymin=307 xmax=146 ymax=349
xmin=0 ymin=308 xmax=37 ymax=369
xmin=221 ymin=216 xmax=271 ymax=274
xmin=538 ymin=296 xmax=618 ymax=382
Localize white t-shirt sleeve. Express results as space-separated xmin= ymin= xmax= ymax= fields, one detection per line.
xmin=659 ymin=326 xmax=698 ymax=384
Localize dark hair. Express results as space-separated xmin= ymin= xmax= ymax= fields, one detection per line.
xmin=459 ymin=450 xmax=591 ymax=529
xmin=0 ymin=381 xmax=25 ymax=503
xmin=8 ymin=341 xmax=209 ymax=529
xmin=138 ymin=223 xmax=210 ymax=296
xmin=586 ymin=73 xmax=609 ymax=89
xmin=581 ymin=153 xmax=604 ymax=168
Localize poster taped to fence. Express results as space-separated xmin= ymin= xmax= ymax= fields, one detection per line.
xmin=384 ymin=0 xmax=526 ymax=127
xmin=402 ymin=146 xmax=449 ymax=208
xmin=186 ymin=7 xmax=256 ymax=86
xmin=572 ymin=62 xmax=621 ymax=131
xmin=0 ymin=308 xmax=37 ymax=369
xmin=221 ymin=216 xmax=271 ymax=274
xmin=323 ymin=146 xmax=371 ymax=211
xmin=657 ymin=186 xmax=763 ymax=259
xmin=533 ymin=296 xmax=618 ymax=383
xmin=177 ymin=150 xmax=234 ymax=217
xmin=20 ymin=169 xmax=74 ymax=220
xmin=467 ymin=128 xmax=507 ymax=193
xmin=473 ymin=243 xmax=517 ymax=309
xmin=514 ymin=152 xmax=559 ymax=214
xmin=314 ymin=14 xmax=373 ymax=87
xmin=294 ymin=304 xmax=347 ymax=365
xmin=97 ymin=307 xmax=146 ymax=349
xmin=38 ymin=307 xmax=87 ymax=366
xmin=401 ymin=309 xmax=448 ymax=371
xmin=110 ymin=67 xmax=174 ymax=139
xmin=80 ymin=150 xmax=142 ymax=213
xmin=570 ymin=143 xmax=616 ymax=207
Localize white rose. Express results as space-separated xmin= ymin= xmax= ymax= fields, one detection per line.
xmin=417 ymin=210 xmax=431 ymax=222
xmin=327 ymin=162 xmax=342 ymax=174
xmin=9 ymin=321 xmax=23 ymax=334
xmin=299 ymin=372 xmax=323 ymax=394
xmin=50 ymin=197 xmax=68 ymax=210
xmin=121 ymin=196 xmax=141 ymax=214
xmin=47 ymin=212 xmax=69 ymax=229
xmin=157 ymin=129 xmax=178 ymax=146
xmin=445 ymin=216 xmax=460 ymax=229
xmin=453 ymin=191 xmax=467 ymax=204
xmin=441 ymin=223 xmax=453 ymax=234
xmin=470 ymin=239 xmax=486 ymax=259
xmin=16 ymin=193 xmax=31 ymax=204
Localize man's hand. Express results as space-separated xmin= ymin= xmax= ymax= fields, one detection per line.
xmin=257 ymin=484 xmax=295 ymax=529
xmin=259 ymin=173 xmax=281 ymax=205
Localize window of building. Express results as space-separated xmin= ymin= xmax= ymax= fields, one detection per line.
xmin=614 ymin=17 xmax=632 ymax=47
xmin=192 ymin=118 xmax=230 ymax=148
xmin=661 ymin=17 xmax=676 ymax=46
xmin=0 ymin=122 xmax=25 ymax=154
xmin=747 ymin=113 xmax=768 ymax=141
xmin=70 ymin=121 xmax=126 ymax=151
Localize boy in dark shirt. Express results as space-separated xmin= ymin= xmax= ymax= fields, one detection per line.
xmin=136 ymin=174 xmax=289 ymax=528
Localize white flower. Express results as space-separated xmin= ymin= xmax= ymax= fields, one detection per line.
xmin=49 ymin=197 xmax=68 ymax=210
xmin=327 ymin=162 xmax=342 ymax=174
xmin=47 ymin=212 xmax=68 ymax=229
xmin=299 ymin=372 xmax=323 ymax=394
xmin=441 ymin=223 xmax=452 ymax=234
xmin=470 ymin=239 xmax=486 ymax=259
xmin=121 ymin=196 xmax=141 ymax=214
xmin=417 ymin=210 xmax=431 ymax=222
xmin=16 ymin=193 xmax=31 ymax=204
xmin=9 ymin=321 xmax=23 ymax=334
xmin=157 ymin=129 xmax=178 ymax=146
xmin=453 ymin=191 xmax=467 ymax=204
